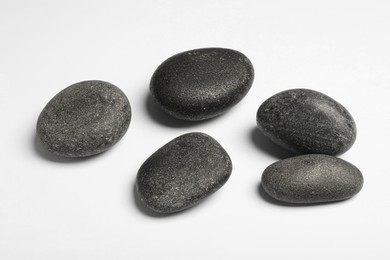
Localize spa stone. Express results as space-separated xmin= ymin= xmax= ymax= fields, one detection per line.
xmin=256 ymin=88 xmax=356 ymax=155
xmin=37 ymin=80 xmax=131 ymax=157
xmin=261 ymin=154 xmax=364 ymax=204
xmin=150 ymin=48 xmax=254 ymax=121
xmin=136 ymin=132 xmax=232 ymax=214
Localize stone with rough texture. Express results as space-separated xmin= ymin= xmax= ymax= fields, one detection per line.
xmin=37 ymin=80 xmax=131 ymax=157
xmin=261 ymin=154 xmax=363 ymax=204
xmin=256 ymin=88 xmax=356 ymax=155
xmin=150 ymin=47 xmax=254 ymax=121
xmin=136 ymin=132 xmax=232 ymax=214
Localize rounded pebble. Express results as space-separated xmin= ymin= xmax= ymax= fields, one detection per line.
xmin=261 ymin=154 xmax=364 ymax=204
xmin=150 ymin=48 xmax=254 ymax=121
xmin=256 ymin=88 xmax=357 ymax=155
xmin=136 ymin=132 xmax=232 ymax=214
xmin=37 ymin=80 xmax=131 ymax=157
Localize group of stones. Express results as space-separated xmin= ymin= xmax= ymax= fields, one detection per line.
xmin=37 ymin=47 xmax=364 ymax=214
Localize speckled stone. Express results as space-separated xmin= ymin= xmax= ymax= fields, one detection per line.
xmin=136 ymin=132 xmax=232 ymax=214
xmin=256 ymin=88 xmax=356 ymax=155
xmin=261 ymin=154 xmax=363 ymax=204
xmin=150 ymin=48 xmax=254 ymax=121
xmin=37 ymin=80 xmax=131 ymax=157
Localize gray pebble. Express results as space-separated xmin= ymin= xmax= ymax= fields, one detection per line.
xmin=150 ymin=48 xmax=254 ymax=121
xmin=136 ymin=132 xmax=232 ymax=214
xmin=37 ymin=80 xmax=131 ymax=157
xmin=261 ymin=154 xmax=363 ymax=204
xmin=256 ymin=88 xmax=356 ymax=155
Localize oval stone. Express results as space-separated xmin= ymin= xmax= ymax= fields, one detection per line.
xmin=136 ymin=132 xmax=232 ymax=214
xmin=261 ymin=154 xmax=363 ymax=204
xmin=256 ymin=88 xmax=356 ymax=155
xmin=37 ymin=80 xmax=131 ymax=157
xmin=150 ymin=48 xmax=254 ymax=121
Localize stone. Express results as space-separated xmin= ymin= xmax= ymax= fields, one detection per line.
xmin=36 ymin=80 xmax=131 ymax=157
xmin=136 ymin=132 xmax=232 ymax=214
xmin=256 ymin=88 xmax=356 ymax=155
xmin=150 ymin=47 xmax=254 ymax=121
xmin=261 ymin=154 xmax=364 ymax=204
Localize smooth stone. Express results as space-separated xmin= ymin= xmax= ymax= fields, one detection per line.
xmin=261 ymin=154 xmax=364 ymax=204
xmin=256 ymin=88 xmax=356 ymax=155
xmin=150 ymin=47 xmax=254 ymax=121
xmin=37 ymin=80 xmax=131 ymax=157
xmin=136 ymin=132 xmax=232 ymax=214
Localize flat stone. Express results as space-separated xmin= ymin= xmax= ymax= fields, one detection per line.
xmin=150 ymin=48 xmax=254 ymax=121
xmin=261 ymin=154 xmax=364 ymax=204
xmin=136 ymin=132 xmax=232 ymax=214
xmin=37 ymin=80 xmax=131 ymax=157
xmin=256 ymin=88 xmax=356 ymax=155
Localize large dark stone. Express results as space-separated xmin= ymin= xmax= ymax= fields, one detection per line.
xmin=37 ymin=80 xmax=131 ymax=157
xmin=136 ymin=132 xmax=232 ymax=214
xmin=150 ymin=48 xmax=254 ymax=121
xmin=256 ymin=88 xmax=356 ymax=155
xmin=261 ymin=154 xmax=364 ymax=204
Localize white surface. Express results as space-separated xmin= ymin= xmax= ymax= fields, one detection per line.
xmin=1 ymin=0 xmax=389 ymax=259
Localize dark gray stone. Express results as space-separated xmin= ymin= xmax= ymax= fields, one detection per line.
xmin=256 ymin=88 xmax=356 ymax=155
xmin=261 ymin=154 xmax=364 ymax=204
xmin=136 ymin=132 xmax=232 ymax=214
xmin=37 ymin=80 xmax=131 ymax=157
xmin=150 ymin=48 xmax=254 ymax=121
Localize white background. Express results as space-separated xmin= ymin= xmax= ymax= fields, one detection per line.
xmin=1 ymin=0 xmax=389 ymax=259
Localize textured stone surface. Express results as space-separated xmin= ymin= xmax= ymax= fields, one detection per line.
xmin=261 ymin=154 xmax=363 ymax=204
xmin=256 ymin=88 xmax=356 ymax=155
xmin=150 ymin=48 xmax=254 ymax=121
xmin=37 ymin=80 xmax=131 ymax=157
xmin=136 ymin=132 xmax=232 ymax=214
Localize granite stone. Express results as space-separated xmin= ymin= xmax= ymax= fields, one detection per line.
xmin=136 ymin=132 xmax=232 ymax=214
xmin=256 ymin=88 xmax=356 ymax=155
xmin=150 ymin=48 xmax=254 ymax=121
xmin=37 ymin=80 xmax=131 ymax=157
xmin=261 ymin=154 xmax=364 ymax=204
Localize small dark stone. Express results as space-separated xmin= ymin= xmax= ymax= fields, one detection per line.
xmin=150 ymin=48 xmax=254 ymax=121
xmin=261 ymin=154 xmax=364 ymax=204
xmin=37 ymin=80 xmax=131 ymax=157
xmin=136 ymin=132 xmax=232 ymax=214
xmin=256 ymin=88 xmax=356 ymax=155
